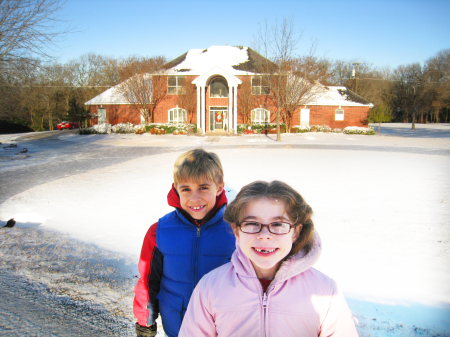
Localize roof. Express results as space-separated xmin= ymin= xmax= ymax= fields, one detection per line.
xmin=85 ymin=46 xmax=373 ymax=107
xmin=308 ymin=85 xmax=373 ymax=107
xmin=85 ymin=85 xmax=128 ymax=105
xmin=162 ymin=46 xmax=271 ymax=75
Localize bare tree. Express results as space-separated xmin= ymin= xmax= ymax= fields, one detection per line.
xmin=117 ymin=56 xmax=167 ymax=124
xmin=0 ymin=0 xmax=69 ymax=63
xmin=253 ymin=18 xmax=330 ymax=138
xmin=176 ymin=77 xmax=196 ymax=124
xmin=424 ymin=49 xmax=450 ymax=123
xmin=237 ymin=76 xmax=256 ymax=125
xmin=253 ymin=17 xmax=301 ymax=140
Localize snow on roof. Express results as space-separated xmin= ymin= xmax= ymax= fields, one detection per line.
xmin=308 ymin=85 xmax=373 ymax=107
xmin=163 ymin=46 xmax=264 ymax=75
xmin=85 ymin=84 xmax=128 ymax=105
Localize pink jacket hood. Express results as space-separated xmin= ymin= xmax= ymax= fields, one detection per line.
xmin=179 ymin=230 xmax=359 ymax=337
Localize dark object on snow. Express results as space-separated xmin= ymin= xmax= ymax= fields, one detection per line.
xmin=19 ymin=148 xmax=28 ymax=153
xmin=4 ymin=218 xmax=16 ymax=228
xmin=3 ymin=143 xmax=17 ymax=149
xmin=135 ymin=322 xmax=157 ymax=337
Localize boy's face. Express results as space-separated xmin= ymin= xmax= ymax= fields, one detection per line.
xmin=176 ymin=179 xmax=225 ymax=220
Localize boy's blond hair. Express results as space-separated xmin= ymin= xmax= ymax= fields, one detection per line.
xmin=173 ymin=149 xmax=224 ymax=186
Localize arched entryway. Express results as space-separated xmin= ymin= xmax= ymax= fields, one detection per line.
xmin=192 ymin=66 xmax=241 ymax=134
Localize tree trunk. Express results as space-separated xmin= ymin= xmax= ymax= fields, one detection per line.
xmin=377 ymin=122 xmax=381 ymax=134
xmin=48 ymin=109 xmax=53 ymax=131
xmin=276 ymin=109 xmax=281 ymax=141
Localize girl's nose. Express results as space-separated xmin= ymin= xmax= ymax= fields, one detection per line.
xmin=257 ymin=225 xmax=272 ymax=239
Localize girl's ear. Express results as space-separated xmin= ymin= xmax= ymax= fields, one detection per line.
xmin=292 ymin=224 xmax=302 ymax=243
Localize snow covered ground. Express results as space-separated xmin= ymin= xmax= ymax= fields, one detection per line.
xmin=1 ymin=123 xmax=449 ymax=336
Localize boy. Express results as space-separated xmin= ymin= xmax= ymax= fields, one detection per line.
xmin=133 ymin=149 xmax=236 ymax=337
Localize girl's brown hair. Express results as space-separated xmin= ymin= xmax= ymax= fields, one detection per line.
xmin=223 ymin=180 xmax=314 ymax=256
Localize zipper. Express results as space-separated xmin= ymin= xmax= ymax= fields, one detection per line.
xmin=193 ymin=227 xmax=201 ymax=289
xmin=262 ymin=292 xmax=268 ymax=337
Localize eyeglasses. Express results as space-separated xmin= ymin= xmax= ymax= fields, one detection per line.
xmin=236 ymin=221 xmax=295 ymax=235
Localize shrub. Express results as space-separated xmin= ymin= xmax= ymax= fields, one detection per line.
xmin=310 ymin=125 xmax=331 ymax=133
xmin=237 ymin=123 xmax=286 ymax=134
xmin=145 ymin=123 xmax=196 ymax=134
xmin=79 ymin=123 xmax=198 ymax=135
xmin=343 ymin=126 xmax=376 ymax=135
xmin=112 ymin=123 xmax=135 ymax=134
xmin=135 ymin=126 xmax=145 ymax=134
xmin=292 ymin=125 xmax=311 ymax=133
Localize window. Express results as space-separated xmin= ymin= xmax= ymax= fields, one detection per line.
xmin=98 ymin=108 xmax=106 ymax=124
xmin=251 ymin=108 xmax=270 ymax=124
xmin=335 ymin=108 xmax=344 ymax=121
xmin=209 ymin=78 xmax=228 ymax=98
xmin=251 ymin=76 xmax=270 ymax=95
xmin=168 ymin=108 xmax=186 ymax=124
xmin=168 ymin=76 xmax=186 ymax=95
xmin=140 ymin=109 xmax=149 ymax=125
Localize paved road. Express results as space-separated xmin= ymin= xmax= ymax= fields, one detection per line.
xmin=0 ymin=131 xmax=172 ymax=204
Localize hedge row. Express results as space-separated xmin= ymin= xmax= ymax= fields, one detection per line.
xmin=237 ymin=124 xmax=375 ymax=135
xmin=79 ymin=123 xmax=197 ymax=135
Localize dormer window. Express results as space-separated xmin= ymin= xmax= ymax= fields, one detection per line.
xmin=209 ymin=78 xmax=228 ymax=98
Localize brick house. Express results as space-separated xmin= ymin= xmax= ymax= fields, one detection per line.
xmin=85 ymin=46 xmax=373 ymax=132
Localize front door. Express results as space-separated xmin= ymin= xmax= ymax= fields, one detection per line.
xmin=209 ymin=107 xmax=228 ymax=131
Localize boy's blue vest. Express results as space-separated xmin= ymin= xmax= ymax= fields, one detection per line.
xmin=156 ymin=205 xmax=235 ymax=337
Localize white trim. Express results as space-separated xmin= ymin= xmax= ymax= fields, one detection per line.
xmin=192 ymin=65 xmax=242 ymax=87
xmin=201 ymin=85 xmax=206 ymax=132
xmin=233 ymin=86 xmax=237 ymax=132
xmin=196 ymin=85 xmax=201 ymax=131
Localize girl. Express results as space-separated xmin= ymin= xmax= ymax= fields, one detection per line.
xmin=179 ymin=180 xmax=358 ymax=337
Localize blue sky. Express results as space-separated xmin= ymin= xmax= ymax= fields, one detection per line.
xmin=54 ymin=0 xmax=450 ymax=69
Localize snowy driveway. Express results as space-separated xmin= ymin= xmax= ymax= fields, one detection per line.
xmin=1 ymin=123 xmax=449 ymax=336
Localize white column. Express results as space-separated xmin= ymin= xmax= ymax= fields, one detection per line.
xmin=201 ymin=85 xmax=206 ymax=132
xmin=228 ymin=86 xmax=232 ymax=133
xmin=233 ymin=85 xmax=238 ymax=133
xmin=196 ymin=85 xmax=201 ymax=130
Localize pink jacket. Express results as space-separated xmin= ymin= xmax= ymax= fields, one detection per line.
xmin=179 ymin=231 xmax=358 ymax=337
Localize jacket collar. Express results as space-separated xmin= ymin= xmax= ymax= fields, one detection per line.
xmin=232 ymin=230 xmax=322 ymax=284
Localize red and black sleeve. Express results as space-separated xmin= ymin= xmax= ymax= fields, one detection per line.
xmin=133 ymin=222 xmax=163 ymax=326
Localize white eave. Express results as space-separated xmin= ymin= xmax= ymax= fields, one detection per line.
xmin=192 ymin=65 xmax=242 ymax=87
